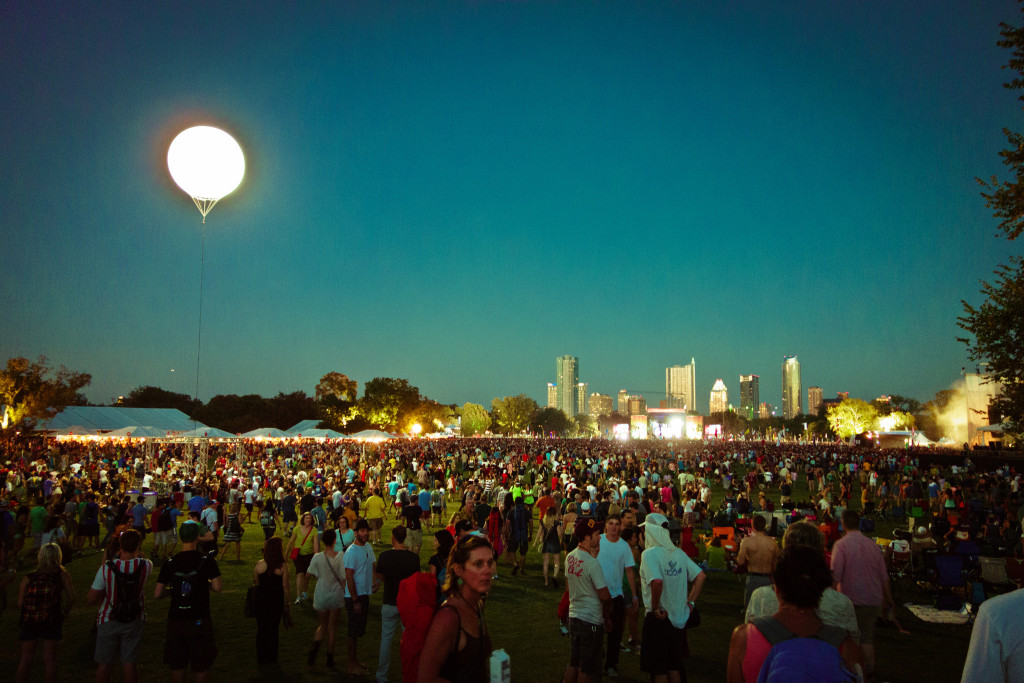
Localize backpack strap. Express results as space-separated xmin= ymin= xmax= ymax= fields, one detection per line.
xmin=751 ymin=616 xmax=795 ymax=646
xmin=752 ymin=616 xmax=848 ymax=649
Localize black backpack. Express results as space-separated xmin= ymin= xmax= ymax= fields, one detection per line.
xmin=158 ymin=507 xmax=174 ymax=532
xmin=170 ymin=555 xmax=208 ymax=612
xmin=106 ymin=561 xmax=144 ymax=623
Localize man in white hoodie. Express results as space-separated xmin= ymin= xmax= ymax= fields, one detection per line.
xmin=639 ymin=513 xmax=705 ymax=683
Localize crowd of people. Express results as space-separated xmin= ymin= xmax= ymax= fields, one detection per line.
xmin=0 ymin=434 xmax=1022 ymax=682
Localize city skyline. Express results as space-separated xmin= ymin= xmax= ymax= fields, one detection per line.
xmin=1 ymin=3 xmax=1016 ymax=413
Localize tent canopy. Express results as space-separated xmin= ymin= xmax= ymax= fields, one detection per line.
xmin=294 ymin=428 xmax=345 ymax=439
xmin=349 ymin=429 xmax=396 ymax=441
xmin=40 ymin=406 xmax=206 ymax=434
xmin=241 ymin=427 xmax=289 ymax=438
xmin=105 ymin=426 xmax=168 ymax=438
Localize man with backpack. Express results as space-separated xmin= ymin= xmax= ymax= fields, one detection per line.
xmin=87 ymin=528 xmax=152 ymax=683
xmin=154 ymin=520 xmax=223 ymax=683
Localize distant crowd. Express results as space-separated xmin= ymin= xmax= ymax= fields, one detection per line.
xmin=1 ymin=435 xmax=1023 ymax=682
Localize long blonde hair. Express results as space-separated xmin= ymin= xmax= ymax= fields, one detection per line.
xmin=37 ymin=543 xmax=65 ymax=573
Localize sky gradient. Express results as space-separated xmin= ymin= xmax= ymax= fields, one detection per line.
xmin=1 ymin=2 xmax=1020 ymax=414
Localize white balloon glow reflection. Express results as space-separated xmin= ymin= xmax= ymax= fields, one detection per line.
xmin=167 ymin=126 xmax=245 ymax=222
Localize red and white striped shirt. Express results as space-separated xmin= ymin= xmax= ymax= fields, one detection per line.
xmin=91 ymin=557 xmax=153 ymax=625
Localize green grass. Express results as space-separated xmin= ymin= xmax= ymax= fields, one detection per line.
xmin=1 ymin=479 xmax=973 ymax=682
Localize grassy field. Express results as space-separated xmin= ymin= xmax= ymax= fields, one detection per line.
xmin=1 ymin=480 xmax=974 ymax=682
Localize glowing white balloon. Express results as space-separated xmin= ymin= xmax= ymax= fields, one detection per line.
xmin=167 ymin=126 xmax=245 ymax=221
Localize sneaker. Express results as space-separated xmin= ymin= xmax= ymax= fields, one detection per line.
xmin=295 ymin=597 xmax=303 ymax=604
xmin=606 ymin=667 xmax=618 ymax=678
xmin=620 ymin=644 xmax=633 ymax=653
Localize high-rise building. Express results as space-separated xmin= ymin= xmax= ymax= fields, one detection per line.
xmin=589 ymin=393 xmax=612 ymax=418
xmin=556 ymin=356 xmax=579 ymax=417
xmin=759 ymin=402 xmax=771 ymax=419
xmin=739 ymin=374 xmax=760 ymax=420
xmin=627 ymin=394 xmax=647 ymax=417
xmin=710 ymin=379 xmax=728 ymax=415
xmin=547 ymin=383 xmax=557 ymax=409
xmin=782 ymin=355 xmax=802 ymax=419
xmin=808 ymin=386 xmax=823 ymax=417
xmin=576 ymin=383 xmax=588 ymax=416
xmin=666 ymin=358 xmax=696 ymax=411
xmin=618 ymin=389 xmax=630 ymax=416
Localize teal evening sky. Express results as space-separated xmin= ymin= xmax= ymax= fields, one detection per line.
xmin=1 ymin=2 xmax=1020 ymax=412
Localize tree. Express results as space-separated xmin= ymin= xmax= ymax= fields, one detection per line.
xmin=459 ymin=402 xmax=491 ymax=436
xmin=357 ymin=377 xmax=422 ymax=431
xmin=959 ymin=260 xmax=1024 ymax=437
xmin=531 ymin=407 xmax=572 ymax=436
xmin=315 ymin=372 xmax=358 ymax=430
xmin=0 ymin=356 xmax=91 ymax=431
xmin=826 ymin=399 xmax=879 ymax=439
xmin=315 ymin=372 xmax=357 ymax=403
xmin=400 ymin=400 xmax=453 ymax=435
xmin=960 ymin=6 xmax=1024 ymax=438
xmin=888 ymin=394 xmax=924 ymax=415
xmin=571 ymin=413 xmax=597 ymax=437
xmin=120 ymin=385 xmax=201 ymax=415
xmin=490 ymin=395 xmax=538 ymax=434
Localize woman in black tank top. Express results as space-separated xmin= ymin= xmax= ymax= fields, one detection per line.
xmin=418 ymin=533 xmax=496 ymax=682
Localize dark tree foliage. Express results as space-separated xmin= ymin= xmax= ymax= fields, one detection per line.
xmin=120 ymin=386 xmax=202 ymax=415
xmin=1 ymin=356 xmax=91 ymax=432
xmin=960 ymin=3 xmax=1024 ymax=438
xmin=192 ymin=391 xmax=315 ymax=434
xmin=530 ymin=407 xmax=572 ymax=436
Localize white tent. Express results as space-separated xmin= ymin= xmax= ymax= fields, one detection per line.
xmin=294 ymin=428 xmax=345 ymax=439
xmin=241 ymin=427 xmax=289 ymax=439
xmin=349 ymin=429 xmax=396 ymax=441
xmin=50 ymin=425 xmax=98 ymax=436
xmin=106 ymin=426 xmax=168 ymax=438
xmin=174 ymin=427 xmax=238 ymax=439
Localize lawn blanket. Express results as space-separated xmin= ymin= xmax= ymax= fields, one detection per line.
xmin=903 ymin=602 xmax=972 ymax=625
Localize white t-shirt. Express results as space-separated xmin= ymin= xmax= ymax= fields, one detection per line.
xmin=308 ymin=551 xmax=346 ymax=611
xmin=566 ymin=546 xmax=608 ymax=625
xmin=962 ymin=589 xmax=1024 ymax=683
xmin=597 ymin=535 xmax=634 ymax=599
xmin=343 ymin=543 xmax=375 ymax=598
xmin=640 ymin=546 xmax=702 ymax=629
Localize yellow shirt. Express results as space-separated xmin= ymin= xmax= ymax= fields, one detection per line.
xmin=363 ymin=495 xmax=386 ymax=520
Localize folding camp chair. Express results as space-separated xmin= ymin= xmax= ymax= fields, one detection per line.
xmin=956 ymin=541 xmax=982 ymax=578
xmin=1005 ymin=557 xmax=1024 ymax=588
xmin=890 ymin=539 xmax=913 ymax=579
xmin=711 ymin=526 xmax=737 ymax=552
xmin=933 ymin=554 xmax=967 ymax=609
xmin=979 ymin=556 xmax=1014 ymax=594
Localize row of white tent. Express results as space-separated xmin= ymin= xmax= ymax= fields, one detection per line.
xmin=48 ymin=425 xmax=399 ymax=441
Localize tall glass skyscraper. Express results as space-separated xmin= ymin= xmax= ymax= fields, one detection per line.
xmin=556 ymin=355 xmax=579 ymax=416
xmin=710 ymin=379 xmax=728 ymax=415
xmin=782 ymin=356 xmax=802 ymax=419
xmin=666 ymin=358 xmax=696 ymax=412
xmin=740 ymin=374 xmax=759 ymax=420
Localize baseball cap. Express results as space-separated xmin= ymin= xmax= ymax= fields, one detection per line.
xmin=574 ymin=517 xmax=604 ymax=542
